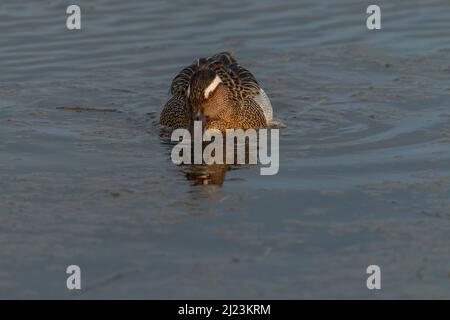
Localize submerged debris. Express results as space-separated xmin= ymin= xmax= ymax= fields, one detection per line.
xmin=56 ymin=106 xmax=119 ymax=113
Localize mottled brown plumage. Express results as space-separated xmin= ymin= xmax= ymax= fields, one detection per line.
xmin=160 ymin=52 xmax=273 ymax=132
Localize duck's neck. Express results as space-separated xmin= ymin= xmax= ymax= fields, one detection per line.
xmin=204 ymin=85 xmax=246 ymax=130
xmin=212 ymin=85 xmax=235 ymax=121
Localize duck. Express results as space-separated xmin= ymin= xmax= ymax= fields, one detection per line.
xmin=160 ymin=52 xmax=273 ymax=132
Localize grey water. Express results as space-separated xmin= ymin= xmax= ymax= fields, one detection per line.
xmin=0 ymin=0 xmax=449 ymax=298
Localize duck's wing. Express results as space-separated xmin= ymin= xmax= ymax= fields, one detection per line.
xmin=251 ymin=88 xmax=273 ymax=123
xmin=170 ymin=64 xmax=197 ymax=96
xmin=206 ymin=52 xmax=260 ymax=101
xmin=207 ymin=52 xmax=273 ymax=123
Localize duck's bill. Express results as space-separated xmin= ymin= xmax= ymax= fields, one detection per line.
xmin=190 ymin=111 xmax=207 ymax=131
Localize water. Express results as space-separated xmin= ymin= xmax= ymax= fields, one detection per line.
xmin=0 ymin=0 xmax=450 ymax=299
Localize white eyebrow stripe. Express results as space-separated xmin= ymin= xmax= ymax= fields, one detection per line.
xmin=204 ymin=75 xmax=222 ymax=98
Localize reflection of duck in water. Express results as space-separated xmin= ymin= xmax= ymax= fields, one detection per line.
xmin=181 ymin=140 xmax=257 ymax=186
xmin=160 ymin=51 xmax=273 ymax=132
xmin=184 ymin=163 xmax=229 ymax=186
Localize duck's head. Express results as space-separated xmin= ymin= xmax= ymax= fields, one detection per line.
xmin=187 ymin=69 xmax=230 ymax=128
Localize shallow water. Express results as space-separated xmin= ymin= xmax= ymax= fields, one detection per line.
xmin=1 ymin=0 xmax=450 ymax=298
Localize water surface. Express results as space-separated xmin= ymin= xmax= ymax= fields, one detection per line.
xmin=1 ymin=0 xmax=450 ymax=298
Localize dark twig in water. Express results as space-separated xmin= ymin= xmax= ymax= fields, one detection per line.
xmin=75 ymin=267 xmax=145 ymax=295
xmin=56 ymin=106 xmax=119 ymax=113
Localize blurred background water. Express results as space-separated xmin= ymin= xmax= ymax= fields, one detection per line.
xmin=0 ymin=0 xmax=449 ymax=298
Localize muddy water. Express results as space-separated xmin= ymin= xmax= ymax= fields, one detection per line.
xmin=0 ymin=0 xmax=450 ymax=298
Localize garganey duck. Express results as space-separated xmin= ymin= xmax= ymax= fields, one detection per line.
xmin=160 ymin=52 xmax=273 ymax=132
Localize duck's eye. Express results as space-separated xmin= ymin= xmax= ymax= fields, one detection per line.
xmin=205 ymin=90 xmax=213 ymax=99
